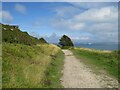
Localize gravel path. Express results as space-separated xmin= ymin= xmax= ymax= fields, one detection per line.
xmin=61 ymin=50 xmax=118 ymax=88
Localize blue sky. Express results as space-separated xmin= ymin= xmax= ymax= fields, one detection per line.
xmin=1 ymin=2 xmax=118 ymax=43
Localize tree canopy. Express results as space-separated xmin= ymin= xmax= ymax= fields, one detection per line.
xmin=59 ymin=35 xmax=74 ymax=48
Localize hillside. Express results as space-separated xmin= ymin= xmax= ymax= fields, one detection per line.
xmin=2 ymin=23 xmax=47 ymax=45
xmin=2 ymin=23 xmax=64 ymax=88
xmin=3 ymin=43 xmax=64 ymax=88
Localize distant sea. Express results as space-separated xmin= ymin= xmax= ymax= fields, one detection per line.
xmin=74 ymin=43 xmax=119 ymax=51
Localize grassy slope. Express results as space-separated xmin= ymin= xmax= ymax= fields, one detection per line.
xmin=71 ymin=48 xmax=118 ymax=80
xmin=2 ymin=24 xmax=47 ymax=45
xmin=0 ymin=44 xmax=1 ymax=88
xmin=2 ymin=43 xmax=64 ymax=88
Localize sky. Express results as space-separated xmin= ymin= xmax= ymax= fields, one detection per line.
xmin=1 ymin=2 xmax=118 ymax=44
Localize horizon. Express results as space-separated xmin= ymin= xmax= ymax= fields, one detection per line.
xmin=1 ymin=2 xmax=118 ymax=44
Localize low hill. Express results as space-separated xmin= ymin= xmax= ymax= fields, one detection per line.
xmin=2 ymin=23 xmax=47 ymax=45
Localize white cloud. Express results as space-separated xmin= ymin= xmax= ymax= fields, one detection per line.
xmin=44 ymin=33 xmax=60 ymax=43
xmin=51 ymin=18 xmax=85 ymax=31
xmin=54 ymin=6 xmax=82 ymax=18
xmin=15 ymin=4 xmax=26 ymax=14
xmin=86 ymin=22 xmax=118 ymax=42
xmin=29 ymin=32 xmax=40 ymax=38
xmin=0 ymin=10 xmax=13 ymax=22
xmin=88 ymin=22 xmax=118 ymax=32
xmin=74 ymin=6 xmax=117 ymax=23
xmin=68 ymin=35 xmax=93 ymax=43
xmin=72 ymin=36 xmax=90 ymax=41
xmin=52 ymin=6 xmax=117 ymax=30
xmin=69 ymin=23 xmax=85 ymax=30
xmin=51 ymin=5 xmax=118 ymax=43
xmin=70 ymin=2 xmax=117 ymax=9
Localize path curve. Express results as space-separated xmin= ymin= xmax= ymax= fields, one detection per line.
xmin=61 ymin=50 xmax=118 ymax=88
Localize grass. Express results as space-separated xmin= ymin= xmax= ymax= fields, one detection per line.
xmin=43 ymin=50 xmax=64 ymax=88
xmin=0 ymin=44 xmax=1 ymax=89
xmin=71 ymin=47 xmax=119 ymax=80
xmin=2 ymin=43 xmax=64 ymax=88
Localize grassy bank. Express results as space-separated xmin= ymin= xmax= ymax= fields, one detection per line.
xmin=0 ymin=44 xmax=1 ymax=88
xmin=71 ymin=48 xmax=118 ymax=80
xmin=43 ymin=50 xmax=64 ymax=88
xmin=2 ymin=43 xmax=64 ymax=88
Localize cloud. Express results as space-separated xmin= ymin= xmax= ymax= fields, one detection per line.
xmin=0 ymin=10 xmax=13 ymax=22
xmin=52 ymin=6 xmax=117 ymax=30
xmin=51 ymin=5 xmax=118 ymax=43
xmin=72 ymin=36 xmax=90 ymax=40
xmin=88 ymin=22 xmax=118 ymax=32
xmin=15 ymin=4 xmax=26 ymax=14
xmin=29 ymin=32 xmax=60 ymax=44
xmin=74 ymin=6 xmax=117 ymax=23
xmin=44 ymin=33 xmax=60 ymax=43
xmin=54 ymin=5 xmax=83 ymax=18
xmin=70 ymin=2 xmax=117 ymax=9
xmin=52 ymin=18 xmax=85 ymax=31
xmin=29 ymin=32 xmax=40 ymax=38
xmin=73 ymin=6 xmax=118 ymax=42
xmin=70 ymin=23 xmax=85 ymax=30
xmin=86 ymin=22 xmax=118 ymax=42
xmin=71 ymin=36 xmax=91 ymax=43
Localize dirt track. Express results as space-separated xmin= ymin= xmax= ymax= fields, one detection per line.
xmin=61 ymin=50 xmax=118 ymax=88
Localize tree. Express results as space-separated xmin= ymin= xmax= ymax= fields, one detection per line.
xmin=59 ymin=35 xmax=74 ymax=48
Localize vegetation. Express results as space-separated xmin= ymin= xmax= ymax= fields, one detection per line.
xmin=39 ymin=38 xmax=48 ymax=44
xmin=0 ymin=44 xmax=1 ymax=88
xmin=59 ymin=35 xmax=74 ymax=48
xmin=43 ymin=50 xmax=64 ymax=88
xmin=2 ymin=43 xmax=64 ymax=88
xmin=2 ymin=23 xmax=64 ymax=88
xmin=71 ymin=48 xmax=119 ymax=81
xmin=2 ymin=24 xmax=47 ymax=45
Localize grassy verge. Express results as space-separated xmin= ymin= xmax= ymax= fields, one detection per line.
xmin=43 ymin=50 xmax=64 ymax=88
xmin=71 ymin=48 xmax=118 ymax=80
xmin=2 ymin=43 xmax=64 ymax=88
xmin=0 ymin=44 xmax=1 ymax=89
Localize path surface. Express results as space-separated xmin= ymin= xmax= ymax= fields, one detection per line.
xmin=61 ymin=50 xmax=118 ymax=88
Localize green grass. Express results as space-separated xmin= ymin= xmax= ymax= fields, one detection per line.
xmin=71 ymin=48 xmax=118 ymax=80
xmin=43 ymin=51 xmax=64 ymax=88
xmin=2 ymin=43 xmax=64 ymax=88
xmin=0 ymin=44 xmax=1 ymax=89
